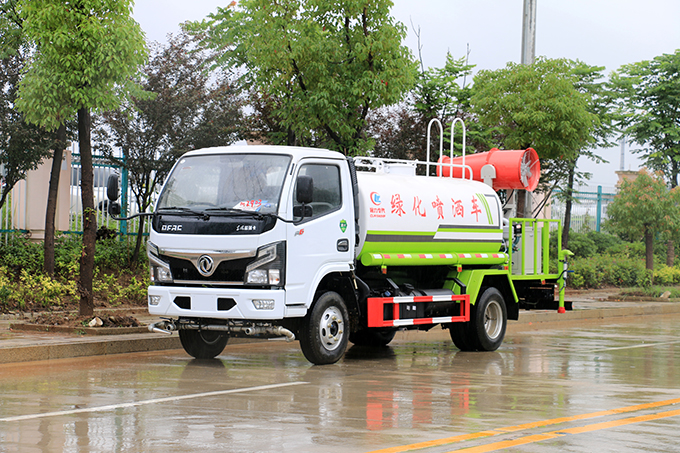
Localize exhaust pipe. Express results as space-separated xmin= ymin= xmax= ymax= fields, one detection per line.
xmin=148 ymin=320 xmax=176 ymax=335
xmin=148 ymin=319 xmax=295 ymax=341
xmin=242 ymin=326 xmax=296 ymax=341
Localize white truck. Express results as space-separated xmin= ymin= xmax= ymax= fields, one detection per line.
xmin=108 ymin=133 xmax=570 ymax=365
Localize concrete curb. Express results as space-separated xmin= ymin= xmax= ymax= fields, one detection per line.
xmin=0 ymin=334 xmax=182 ymax=364
xmin=9 ymin=323 xmax=150 ymax=336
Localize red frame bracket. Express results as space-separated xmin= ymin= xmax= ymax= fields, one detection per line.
xmin=367 ymin=294 xmax=470 ymax=328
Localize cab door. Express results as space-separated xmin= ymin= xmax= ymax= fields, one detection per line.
xmin=285 ymin=159 xmax=354 ymax=307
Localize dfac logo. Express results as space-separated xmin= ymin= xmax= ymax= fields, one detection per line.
xmin=161 ymin=224 xmax=182 ymax=232
xmin=370 ymin=192 xmax=381 ymax=205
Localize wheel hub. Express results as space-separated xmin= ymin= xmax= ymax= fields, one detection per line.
xmin=484 ymin=300 xmax=503 ymax=340
xmin=318 ymin=306 xmax=344 ymax=351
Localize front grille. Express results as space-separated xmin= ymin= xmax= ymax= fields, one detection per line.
xmin=166 ymin=256 xmax=250 ymax=283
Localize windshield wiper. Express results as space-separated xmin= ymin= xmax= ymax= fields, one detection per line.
xmin=204 ymin=207 xmax=260 ymax=216
xmin=157 ymin=206 xmax=210 ymax=219
xmin=204 ymin=207 xmax=294 ymax=223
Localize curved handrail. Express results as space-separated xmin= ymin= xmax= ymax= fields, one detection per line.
xmin=426 ymin=118 xmax=443 ymax=176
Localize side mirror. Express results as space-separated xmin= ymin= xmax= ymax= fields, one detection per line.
xmin=293 ymin=205 xmax=313 ymax=218
xmin=108 ymin=201 xmax=121 ymax=216
xmin=296 ymin=175 xmax=313 ymax=204
xmin=106 ymin=174 xmax=120 ymax=201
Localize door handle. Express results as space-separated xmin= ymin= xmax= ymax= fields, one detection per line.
xmin=337 ymin=238 xmax=349 ymax=252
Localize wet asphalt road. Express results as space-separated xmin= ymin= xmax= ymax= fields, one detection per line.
xmin=2 ymin=314 xmax=680 ymax=453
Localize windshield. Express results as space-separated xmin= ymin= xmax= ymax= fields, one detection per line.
xmin=157 ymin=153 xmax=291 ymax=214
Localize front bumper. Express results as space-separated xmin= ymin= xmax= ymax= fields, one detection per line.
xmin=148 ymin=286 xmax=287 ymax=320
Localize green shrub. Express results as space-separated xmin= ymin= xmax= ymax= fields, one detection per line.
xmin=653 ymin=265 xmax=680 ymax=285
xmin=0 ymin=235 xmax=149 ymax=312
xmin=586 ymin=231 xmax=623 ymax=254
xmin=568 ymin=254 xmax=649 ymax=288
xmin=0 ymin=235 xmax=43 ymax=276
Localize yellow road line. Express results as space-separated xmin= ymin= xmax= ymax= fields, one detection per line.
xmin=366 ymin=398 xmax=680 ymax=453
xmin=448 ymin=408 xmax=680 ymax=452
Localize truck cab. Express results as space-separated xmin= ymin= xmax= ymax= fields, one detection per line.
xmin=145 ymin=146 xmax=358 ymax=363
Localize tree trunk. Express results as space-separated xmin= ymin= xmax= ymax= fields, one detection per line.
xmin=43 ymin=124 xmax=67 ymax=277
xmin=561 ymin=164 xmax=576 ymax=250
xmin=132 ymin=203 xmax=145 ymax=265
xmin=644 ymin=225 xmax=654 ymax=272
xmin=78 ymin=108 xmax=96 ymax=317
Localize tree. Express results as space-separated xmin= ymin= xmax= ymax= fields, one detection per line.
xmin=471 ymin=57 xmax=601 ymax=221
xmin=611 ymin=50 xmax=680 ymax=264
xmin=611 ymin=50 xmax=680 ymax=187
xmin=606 ymin=170 xmax=680 ymax=272
xmin=17 ymin=0 xmax=147 ymax=316
xmin=188 ymin=0 xmax=417 ymax=155
xmin=557 ymin=62 xmax=614 ymax=249
xmin=95 ymin=32 xmax=245 ymax=262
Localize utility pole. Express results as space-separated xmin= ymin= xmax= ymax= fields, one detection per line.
xmin=521 ymin=0 xmax=537 ymax=65
xmin=516 ymin=0 xmax=537 ymax=218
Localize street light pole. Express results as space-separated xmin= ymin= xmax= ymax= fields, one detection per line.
xmin=521 ymin=0 xmax=537 ymax=65
xmin=517 ymin=0 xmax=537 ymax=218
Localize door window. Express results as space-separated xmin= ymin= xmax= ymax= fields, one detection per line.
xmin=294 ymin=164 xmax=341 ymax=222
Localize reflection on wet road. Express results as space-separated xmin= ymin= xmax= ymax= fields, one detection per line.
xmin=1 ymin=314 xmax=680 ymax=452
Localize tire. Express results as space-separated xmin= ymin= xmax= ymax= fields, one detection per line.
xmin=470 ymin=287 xmax=507 ymax=351
xmin=448 ymin=322 xmax=476 ymax=351
xmin=349 ymin=329 xmax=396 ymax=347
xmin=298 ymin=291 xmax=349 ymax=365
xmin=179 ymin=329 xmax=229 ymax=359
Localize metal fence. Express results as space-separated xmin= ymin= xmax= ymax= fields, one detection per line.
xmin=1 ymin=154 xmax=148 ymax=243
xmin=550 ymin=186 xmax=616 ymax=233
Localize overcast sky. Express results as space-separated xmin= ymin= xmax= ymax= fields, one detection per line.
xmin=133 ymin=0 xmax=680 ymax=189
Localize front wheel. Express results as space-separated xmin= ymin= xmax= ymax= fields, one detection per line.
xmin=298 ymin=291 xmax=349 ymax=365
xmin=470 ymin=287 xmax=507 ymax=351
xmin=179 ymin=329 xmax=229 ymax=359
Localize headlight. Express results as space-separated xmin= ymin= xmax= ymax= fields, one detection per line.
xmin=148 ymin=244 xmax=173 ymax=284
xmin=245 ymin=242 xmax=285 ymax=286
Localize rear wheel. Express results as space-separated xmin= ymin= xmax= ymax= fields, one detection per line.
xmin=298 ymin=291 xmax=349 ymax=365
xmin=349 ymin=329 xmax=396 ymax=347
xmin=179 ymin=329 xmax=229 ymax=359
xmin=470 ymin=287 xmax=507 ymax=351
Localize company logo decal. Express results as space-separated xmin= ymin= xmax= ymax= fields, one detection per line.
xmin=197 ymin=254 xmax=215 ymax=277
xmin=370 ymin=192 xmax=382 ymax=205
xmin=339 ymin=219 xmax=347 ymax=233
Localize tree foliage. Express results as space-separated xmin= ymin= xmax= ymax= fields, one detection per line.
xmin=0 ymin=0 xmax=56 ymax=211
xmin=610 ymin=50 xmax=680 ymax=187
xmin=471 ymin=57 xmax=599 ymax=170
xmin=606 ymin=170 xmax=680 ymax=271
xmin=188 ymin=0 xmax=417 ymax=155
xmin=95 ymin=32 xmax=245 ymax=262
xmin=470 ymin=57 xmax=607 ymax=222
